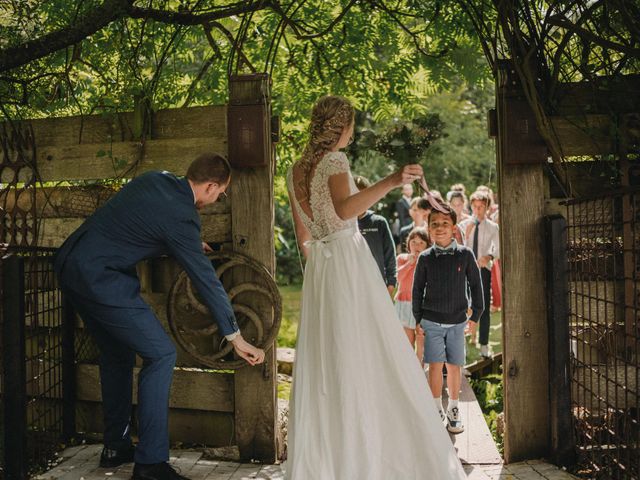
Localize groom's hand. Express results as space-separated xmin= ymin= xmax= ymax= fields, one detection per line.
xmin=231 ymin=335 xmax=266 ymax=366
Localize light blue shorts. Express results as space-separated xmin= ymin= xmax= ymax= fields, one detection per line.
xmin=421 ymin=320 xmax=466 ymax=366
xmin=395 ymin=301 xmax=416 ymax=329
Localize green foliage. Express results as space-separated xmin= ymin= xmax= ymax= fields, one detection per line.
xmin=275 ymin=176 xmax=304 ymax=286
xmin=342 ymin=81 xmax=496 ymax=220
xmin=470 ymin=373 xmax=504 ymax=454
xmin=0 ymin=1 xmax=496 ymax=287
xmin=420 ymin=83 xmax=497 ymax=192
xmin=0 ymin=1 xmax=490 ymax=125
xmin=278 ymin=376 xmax=291 ymax=400
xmin=277 ymin=284 xmax=301 ymax=349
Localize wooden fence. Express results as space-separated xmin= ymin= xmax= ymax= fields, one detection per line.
xmin=0 ymin=87 xmax=278 ymax=462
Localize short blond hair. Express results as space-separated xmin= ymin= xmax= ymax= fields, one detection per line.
xmin=470 ymin=190 xmax=491 ymax=208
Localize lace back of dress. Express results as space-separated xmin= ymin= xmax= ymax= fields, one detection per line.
xmin=288 ymin=151 xmax=357 ymax=240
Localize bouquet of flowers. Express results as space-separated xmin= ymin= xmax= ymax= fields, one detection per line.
xmin=374 ymin=114 xmax=444 ymax=167
xmin=372 ymin=114 xmax=448 ymax=212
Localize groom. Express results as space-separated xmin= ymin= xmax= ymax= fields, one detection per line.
xmin=55 ymin=153 xmax=265 ymax=480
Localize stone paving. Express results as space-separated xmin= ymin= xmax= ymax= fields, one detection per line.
xmin=36 ymin=445 xmax=578 ymax=480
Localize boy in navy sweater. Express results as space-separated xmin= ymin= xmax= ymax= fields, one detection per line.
xmin=412 ymin=203 xmax=484 ymax=433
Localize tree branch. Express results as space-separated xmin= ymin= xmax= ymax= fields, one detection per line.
xmin=129 ymin=1 xmax=272 ymax=26
xmin=0 ymin=0 xmax=273 ymax=74
xmin=0 ymin=0 xmax=134 ymax=73
xmin=547 ymin=15 xmax=640 ymax=58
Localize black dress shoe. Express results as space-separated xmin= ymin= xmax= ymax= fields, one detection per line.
xmin=133 ymin=462 xmax=190 ymax=480
xmin=99 ymin=444 xmax=135 ymax=468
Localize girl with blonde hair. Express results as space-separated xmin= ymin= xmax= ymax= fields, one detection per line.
xmin=286 ymin=95 xmax=465 ymax=479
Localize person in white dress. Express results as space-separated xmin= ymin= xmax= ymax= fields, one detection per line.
xmin=285 ymin=95 xmax=467 ymax=480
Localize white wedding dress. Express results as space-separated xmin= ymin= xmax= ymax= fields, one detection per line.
xmin=285 ymin=151 xmax=467 ymax=480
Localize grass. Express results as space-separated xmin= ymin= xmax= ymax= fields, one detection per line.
xmin=277 ymin=284 xmax=302 ymax=348
xmin=277 ymin=283 xmax=503 ymax=365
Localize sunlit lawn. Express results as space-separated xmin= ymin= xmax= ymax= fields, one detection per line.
xmin=277 ymin=284 xmax=302 ymax=348
xmin=277 ymin=283 xmax=503 ymax=362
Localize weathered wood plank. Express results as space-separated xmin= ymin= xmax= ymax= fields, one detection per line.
xmin=552 ymin=75 xmax=640 ymax=117
xmin=37 ymin=213 xmax=231 ymax=248
xmin=549 ymin=113 xmax=639 ymax=156
xmin=76 ymin=363 xmax=234 ymax=412
xmin=37 ymin=217 xmax=84 ymax=247
xmin=500 ymin=162 xmax=549 ymax=463
xmin=230 ymin=80 xmax=277 ymax=463
xmin=2 ymin=187 xmax=230 ymax=218
xmin=25 ymin=105 xmax=226 ymax=146
xmin=75 ymin=402 xmax=235 ymax=447
xmin=443 ymin=376 xmax=502 ymax=465
xmin=231 ymin=169 xmax=278 ymax=463
xmin=499 ymin=73 xmax=551 ymax=464
xmin=37 ymin=137 xmax=227 ymax=182
xmin=545 ymin=215 xmax=576 ymax=467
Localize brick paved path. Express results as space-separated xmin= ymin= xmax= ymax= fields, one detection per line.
xmin=36 ymin=445 xmax=578 ymax=480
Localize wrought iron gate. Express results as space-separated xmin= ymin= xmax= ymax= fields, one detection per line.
xmin=0 ymin=248 xmax=76 ymax=479
xmin=565 ymin=190 xmax=639 ymax=479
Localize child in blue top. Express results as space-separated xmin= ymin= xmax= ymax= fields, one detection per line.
xmin=412 ymin=202 xmax=484 ymax=434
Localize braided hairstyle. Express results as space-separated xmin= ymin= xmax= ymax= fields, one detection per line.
xmin=294 ymin=95 xmax=355 ymax=204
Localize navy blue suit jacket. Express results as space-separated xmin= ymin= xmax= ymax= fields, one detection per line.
xmin=54 ymin=171 xmax=239 ymax=337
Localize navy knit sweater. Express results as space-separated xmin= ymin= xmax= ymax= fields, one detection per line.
xmin=411 ymin=243 xmax=484 ymax=325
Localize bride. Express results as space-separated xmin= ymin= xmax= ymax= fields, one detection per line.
xmin=285 ymin=95 xmax=467 ymax=479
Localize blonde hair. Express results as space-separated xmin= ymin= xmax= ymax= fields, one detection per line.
xmin=470 ymin=190 xmax=492 ymax=208
xmin=294 ymin=95 xmax=354 ymax=203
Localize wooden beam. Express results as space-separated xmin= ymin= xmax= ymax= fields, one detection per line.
xmin=500 ymin=164 xmax=549 ymax=462
xmin=36 ymin=137 xmax=227 ymax=182
xmin=2 ymin=187 xmax=229 ymax=218
xmin=547 ymin=75 xmax=640 ymax=156
xmin=7 ymin=358 xmax=234 ymax=414
xmin=25 ymin=105 xmax=226 ymax=146
xmin=76 ymin=401 xmax=235 ymax=447
xmin=551 ymin=75 xmax=640 ymax=117
xmin=76 ymin=363 xmax=234 ymax=412
xmin=549 ymin=113 xmax=639 ymax=156
xmin=230 ymin=76 xmax=277 ymax=463
xmin=498 ymin=75 xmax=550 ymax=462
xmin=36 ymin=213 xmax=231 ymax=248
xmin=544 ymin=215 xmax=575 ymax=467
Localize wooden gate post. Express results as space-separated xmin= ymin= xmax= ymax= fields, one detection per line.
xmin=228 ymin=74 xmax=277 ymax=462
xmin=496 ymin=60 xmax=551 ymax=462
xmin=544 ymin=215 xmax=575 ymax=466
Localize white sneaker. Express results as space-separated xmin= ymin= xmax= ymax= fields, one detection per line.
xmin=438 ymin=408 xmax=446 ymax=423
xmin=447 ymin=406 xmax=464 ymax=434
xmin=480 ymin=344 xmax=490 ymax=358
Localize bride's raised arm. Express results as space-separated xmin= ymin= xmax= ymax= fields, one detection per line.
xmin=328 ymin=163 xmax=424 ymax=221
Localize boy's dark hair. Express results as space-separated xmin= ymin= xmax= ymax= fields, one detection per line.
xmin=428 ymin=201 xmax=457 ymax=225
xmin=353 ymin=175 xmax=371 ymax=191
xmin=187 ymin=153 xmax=231 ymax=184
xmin=406 ymin=227 xmax=430 ymax=251
xmin=410 ymin=197 xmax=431 ymax=210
